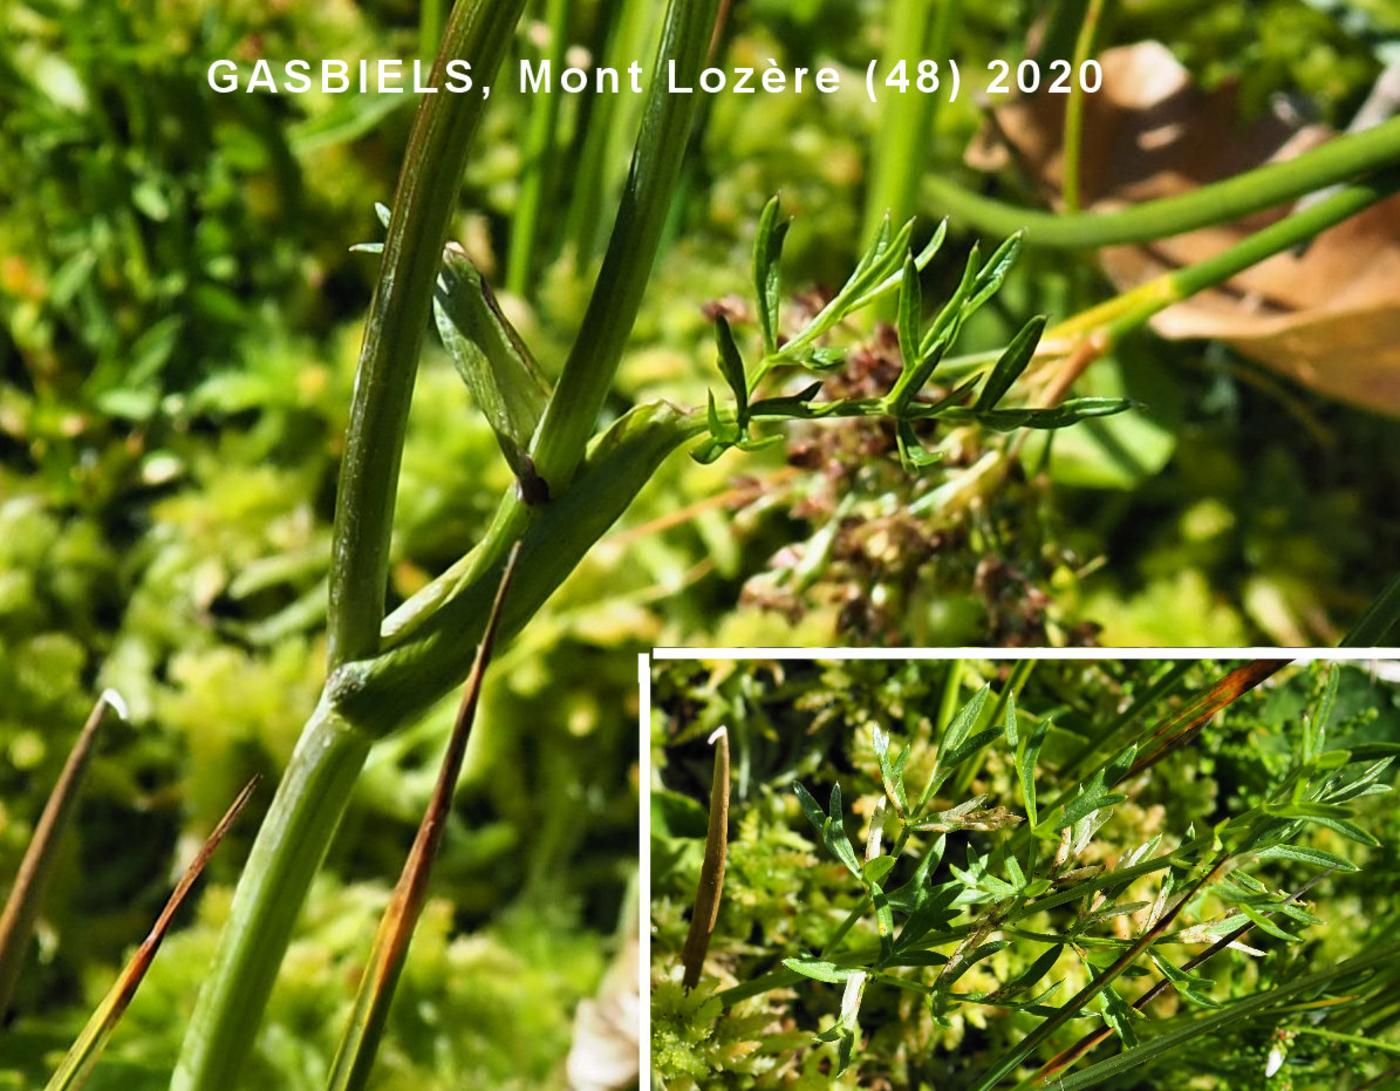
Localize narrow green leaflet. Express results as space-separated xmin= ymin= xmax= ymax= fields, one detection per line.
xmin=997 ymin=943 xmax=1063 ymax=998
xmin=1100 ymin=983 xmax=1141 ymax=1047
xmin=713 ymin=316 xmax=749 ymax=429
xmin=975 ymin=315 xmax=1046 ymax=412
xmin=873 ymin=727 xmax=911 ymax=816
xmin=897 ymin=252 xmax=922 ymax=376
xmin=863 ymin=856 xmax=897 ymax=885
xmin=1254 ymin=843 xmax=1359 ymax=872
xmin=784 ymin=956 xmax=856 ymax=984
xmin=825 ymin=782 xmax=862 ymax=876
xmin=753 ymin=196 xmax=790 ymax=356
xmin=433 ymin=245 xmax=551 ymax=495
xmin=794 ymin=782 xmax=827 ymax=837
xmin=922 ymin=684 xmax=991 ymax=801
xmin=1017 ymin=716 xmax=1048 ymax=829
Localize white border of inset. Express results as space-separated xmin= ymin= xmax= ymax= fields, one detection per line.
xmin=652 ymin=646 xmax=1400 ymax=661
xmin=635 ymin=645 xmax=1400 ymax=1088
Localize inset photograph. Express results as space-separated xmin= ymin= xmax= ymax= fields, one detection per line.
xmin=648 ymin=656 xmax=1400 ymax=1088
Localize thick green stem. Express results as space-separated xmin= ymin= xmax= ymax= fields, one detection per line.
xmin=344 ymin=404 xmax=697 ymax=730
xmin=172 ymin=705 xmax=371 ymax=1091
xmin=925 ymin=115 xmax=1400 ymax=248
xmin=326 ymin=0 xmax=525 ymax=669
xmin=177 ymin=3 xmax=525 ymax=1085
xmin=528 ymin=0 xmax=724 ymax=493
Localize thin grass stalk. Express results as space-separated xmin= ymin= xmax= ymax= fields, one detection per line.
xmin=325 ymin=544 xmax=520 ymax=1091
xmin=934 ymin=659 xmax=965 ymax=739
xmin=1060 ymin=661 xmax=1192 ymax=779
xmin=1025 ymin=872 xmax=1329 ymax=1085
xmin=1045 ymin=940 xmax=1400 ymax=1091
xmin=419 ymin=0 xmax=445 ymax=58
xmin=965 ymin=851 xmax=1231 ymax=1091
xmin=45 ymin=778 xmax=258 ymax=1091
xmin=1060 ymin=0 xmax=1106 ymax=212
xmin=1341 ymin=573 xmax=1400 ymax=646
xmin=681 ymin=726 xmax=731 ymax=989
xmin=0 ymin=690 xmax=125 ymax=1019
xmin=506 ymin=0 xmax=570 ymax=298
xmin=924 ymin=117 xmax=1400 ymax=247
xmin=1127 ymin=658 xmax=1287 ymax=776
xmin=563 ymin=0 xmax=657 ymax=263
xmin=861 ymin=0 xmax=959 ymax=243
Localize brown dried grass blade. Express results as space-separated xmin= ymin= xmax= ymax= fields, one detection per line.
xmin=1130 ymin=659 xmax=1286 ymax=776
xmin=1030 ymin=871 xmax=1329 ymax=1084
xmin=681 ymin=725 xmax=731 ymax=990
xmin=324 ymin=542 xmax=522 ymax=1091
xmin=44 ymin=775 xmax=259 ymax=1091
xmin=0 ymin=691 xmax=126 ymax=1018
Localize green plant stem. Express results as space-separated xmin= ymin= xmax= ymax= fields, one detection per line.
xmin=935 ymin=660 xmax=965 ymax=737
xmin=173 ymin=706 xmax=370 ymax=1091
xmin=862 ymin=0 xmax=958 ymax=243
xmin=528 ymin=0 xmax=723 ymax=495
xmin=177 ymin=7 xmax=526 ymax=1082
xmin=1095 ymin=174 xmax=1397 ymax=346
xmin=326 ymin=0 xmax=525 ymax=670
xmin=564 ymin=0 xmax=657 ymax=262
xmin=506 ymin=0 xmax=569 ymax=297
xmin=419 ymin=0 xmax=445 ymax=57
xmin=924 ymin=116 xmax=1400 ymax=247
xmin=1289 ymin=1027 xmax=1400 ymax=1058
xmin=325 ymin=546 xmax=518 ymax=1091
xmin=1060 ymin=0 xmax=1105 ymax=212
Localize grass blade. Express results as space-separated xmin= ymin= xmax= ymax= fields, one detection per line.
xmin=967 ymin=852 xmax=1230 ymax=1091
xmin=1342 ymin=572 xmax=1400 ymax=647
xmin=1027 ymin=872 xmax=1331 ymax=1085
xmin=1128 ymin=659 xmax=1287 ymax=775
xmin=0 ymin=690 xmax=126 ymax=1019
xmin=681 ymin=726 xmax=732 ymax=989
xmin=1043 ymin=940 xmax=1400 ymax=1091
xmin=44 ymin=776 xmax=258 ymax=1091
xmin=324 ymin=542 xmax=521 ymax=1091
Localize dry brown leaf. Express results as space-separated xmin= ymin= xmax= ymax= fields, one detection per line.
xmin=969 ymin=41 xmax=1400 ymax=415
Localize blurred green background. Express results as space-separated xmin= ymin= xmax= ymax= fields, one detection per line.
xmin=2 ymin=0 xmax=1400 ymax=1086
